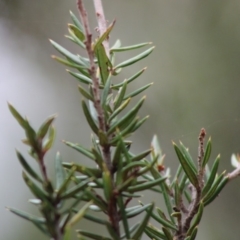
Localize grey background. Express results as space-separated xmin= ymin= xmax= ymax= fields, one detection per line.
xmin=1 ymin=0 xmax=240 ymax=239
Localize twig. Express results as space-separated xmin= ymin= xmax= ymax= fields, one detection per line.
xmin=77 ymin=0 xmax=119 ymax=236
xmin=93 ymin=0 xmax=110 ymax=56
xmin=228 ymin=167 xmax=240 ymax=180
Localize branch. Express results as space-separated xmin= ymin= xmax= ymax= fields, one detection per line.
xmin=93 ymin=0 xmax=110 ymax=56
xmin=77 ymin=0 xmax=106 ymax=134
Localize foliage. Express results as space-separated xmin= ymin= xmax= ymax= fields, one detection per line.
xmin=7 ymin=1 xmax=240 ymax=240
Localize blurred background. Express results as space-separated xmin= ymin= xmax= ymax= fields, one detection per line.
xmin=1 ymin=0 xmax=240 ymax=239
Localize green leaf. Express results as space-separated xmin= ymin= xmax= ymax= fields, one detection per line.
xmin=202 ymin=155 xmax=220 ymax=197
xmin=68 ymin=24 xmax=85 ymax=41
xmin=202 ymin=137 xmax=212 ymax=168
xmin=91 ymin=148 xmax=104 ymax=169
xmin=94 ymin=20 xmax=116 ymax=51
xmin=102 ymin=166 xmax=113 ymax=201
xmin=146 ymin=208 xmax=177 ymax=231
xmin=67 ymin=201 xmax=92 ymax=227
xmin=52 ymin=56 xmax=87 ymax=72
xmin=173 ymin=143 xmax=199 ymax=188
xmin=55 ymin=152 xmax=66 ymax=191
xmin=8 ymin=103 xmax=26 ymax=128
xmin=63 ymin=141 xmax=95 ymax=160
xmin=121 ymin=161 xmax=147 ymax=175
xmin=124 ymin=82 xmax=153 ymax=100
xmin=127 ymin=175 xmax=167 ymax=192
xmin=85 ymin=189 xmax=108 ymax=212
xmin=109 ymin=98 xmax=131 ymax=122
xmin=112 ymin=67 xmax=146 ymax=89
xmin=108 ymin=96 xmax=145 ymax=135
xmin=203 ymin=171 xmax=226 ymax=206
xmin=62 ymin=162 xmax=102 ymax=178
xmin=126 ymin=204 xmax=152 ymax=218
xmin=67 ymin=70 xmax=92 ymax=84
xmin=43 ymin=126 xmax=55 ymax=152
xmin=84 ymin=213 xmax=108 ymax=225
xmin=132 ymin=203 xmax=154 ymax=239
xmin=69 ymin=11 xmax=84 ymax=32
xmin=131 ymin=149 xmax=152 ymax=162
xmin=50 ymin=40 xmax=86 ymax=66
xmin=77 ymin=230 xmax=112 ymax=240
xmin=78 ymin=85 xmax=94 ymax=101
xmin=101 ymin=75 xmax=112 ymax=106
xmin=145 ymin=225 xmax=166 ymax=240
xmin=22 ymin=172 xmax=50 ymax=204
xmin=67 ymin=26 xmax=85 ymax=49
xmin=162 ymin=227 xmax=173 ymax=240
xmin=82 ymin=100 xmax=99 ymax=135
xmin=203 ymin=176 xmax=228 ymax=206
xmin=56 ymin=166 xmax=76 ymax=198
xmin=131 ymin=115 xmax=149 ymax=132
xmin=37 ymin=115 xmax=56 ymax=139
xmin=96 ymin=44 xmax=111 ymax=84
xmin=110 ymin=42 xmax=152 ymax=53
xmin=110 ymin=117 xmax=138 ymax=144
xmin=189 ymin=226 xmax=198 ymax=240
xmin=117 ymin=196 xmax=130 ymax=239
xmin=179 ymin=142 xmax=197 ymax=175
xmin=16 ymin=150 xmax=42 ymax=183
xmin=114 ymin=46 xmax=154 ymax=69
xmin=114 ymin=80 xmax=127 ymax=110
xmin=174 ymin=180 xmax=181 ymax=207
xmin=7 ymin=207 xmax=45 ymax=224
xmin=187 ymin=202 xmax=204 ymax=236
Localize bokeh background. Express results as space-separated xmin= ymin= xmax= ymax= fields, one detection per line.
xmin=1 ymin=0 xmax=240 ymax=239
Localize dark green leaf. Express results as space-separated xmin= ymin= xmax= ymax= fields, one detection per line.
xmin=77 ymin=230 xmax=112 ymax=240
xmin=108 ymin=96 xmax=145 ymax=135
xmin=82 ymin=100 xmax=99 ymax=135
xmin=117 ymin=196 xmax=130 ymax=238
xmin=8 ymin=103 xmax=26 ymax=128
xmin=203 ymin=176 xmax=228 ymax=206
xmin=162 ymin=227 xmax=173 ymax=240
xmin=16 ymin=150 xmax=42 ymax=183
xmin=69 ymin=11 xmax=84 ymax=32
xmin=78 ymin=85 xmax=94 ymax=101
xmin=94 ymin=20 xmax=116 ymax=51
xmin=101 ymin=75 xmax=111 ymax=106
xmin=112 ymin=67 xmax=146 ymax=89
xmin=96 ymin=44 xmax=111 ymax=84
xmin=127 ymin=175 xmax=167 ymax=192
xmin=173 ymin=143 xmax=199 ymax=188
xmin=63 ymin=141 xmax=95 ymax=160
xmin=84 ymin=213 xmax=108 ymax=225
xmin=145 ymin=225 xmax=166 ymax=240
xmin=202 ymin=137 xmax=212 ymax=168
xmin=37 ymin=115 xmax=56 ymax=139
xmin=124 ymin=82 xmax=153 ymax=100
xmin=50 ymin=40 xmax=85 ymax=66
xmin=68 ymin=71 xmax=91 ymax=83
xmin=114 ymin=46 xmax=154 ymax=69
xmin=202 ymin=155 xmax=220 ymax=197
xmin=110 ymin=42 xmax=152 ymax=53
xmin=68 ymin=24 xmax=85 ymax=41
xmin=187 ymin=202 xmax=203 ymax=236
xmin=55 ymin=152 xmax=66 ymax=191
xmin=114 ymin=80 xmax=127 ymax=110
xmin=179 ymin=142 xmax=197 ymax=175
xmin=43 ymin=126 xmax=55 ymax=152
xmin=62 ymin=162 xmax=102 ymax=178
xmin=7 ymin=207 xmax=45 ymax=224
xmin=109 ymin=98 xmax=131 ymax=122
xmin=132 ymin=203 xmax=154 ymax=239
